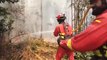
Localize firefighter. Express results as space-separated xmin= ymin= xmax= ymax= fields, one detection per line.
xmin=58 ymin=0 xmax=107 ymax=60
xmin=54 ymin=14 xmax=74 ymax=60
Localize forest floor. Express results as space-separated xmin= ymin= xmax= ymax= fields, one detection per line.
xmin=0 ymin=38 xmax=58 ymax=60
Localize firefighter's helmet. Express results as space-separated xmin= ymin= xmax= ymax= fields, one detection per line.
xmin=56 ymin=14 xmax=66 ymax=21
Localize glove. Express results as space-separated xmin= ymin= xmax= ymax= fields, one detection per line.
xmin=59 ymin=39 xmax=73 ymax=50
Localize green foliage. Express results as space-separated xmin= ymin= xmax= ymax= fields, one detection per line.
xmin=0 ymin=7 xmax=14 ymax=36
xmin=0 ymin=0 xmax=19 ymax=3
xmin=62 ymin=55 xmax=68 ymax=60
xmin=74 ymin=52 xmax=94 ymax=60
xmin=0 ymin=0 xmax=19 ymax=36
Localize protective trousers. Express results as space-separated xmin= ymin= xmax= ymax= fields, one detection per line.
xmin=56 ymin=46 xmax=74 ymax=60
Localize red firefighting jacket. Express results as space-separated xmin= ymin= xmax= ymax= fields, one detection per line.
xmin=71 ymin=10 xmax=107 ymax=52
xmin=54 ymin=22 xmax=72 ymax=38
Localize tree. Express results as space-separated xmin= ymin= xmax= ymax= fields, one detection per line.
xmin=0 ymin=0 xmax=18 ymax=3
xmin=0 ymin=0 xmax=19 ymax=58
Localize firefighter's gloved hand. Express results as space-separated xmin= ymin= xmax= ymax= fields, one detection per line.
xmin=59 ymin=39 xmax=73 ymax=50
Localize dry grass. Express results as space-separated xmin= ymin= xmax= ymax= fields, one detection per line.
xmin=0 ymin=38 xmax=58 ymax=60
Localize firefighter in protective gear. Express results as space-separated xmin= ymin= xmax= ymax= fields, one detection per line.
xmin=59 ymin=0 xmax=107 ymax=60
xmin=54 ymin=14 xmax=74 ymax=60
